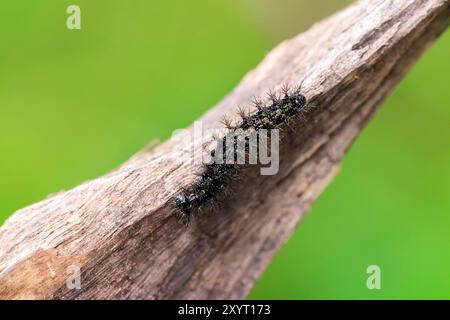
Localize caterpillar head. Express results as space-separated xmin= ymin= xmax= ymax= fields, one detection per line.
xmin=175 ymin=194 xmax=189 ymax=212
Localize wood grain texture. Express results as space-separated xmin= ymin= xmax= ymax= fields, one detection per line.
xmin=0 ymin=0 xmax=449 ymax=300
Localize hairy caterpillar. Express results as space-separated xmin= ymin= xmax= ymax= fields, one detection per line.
xmin=175 ymin=85 xmax=307 ymax=225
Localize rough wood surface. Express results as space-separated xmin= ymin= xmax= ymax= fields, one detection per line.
xmin=0 ymin=0 xmax=449 ymax=300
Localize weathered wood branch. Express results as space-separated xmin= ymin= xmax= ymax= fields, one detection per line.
xmin=0 ymin=0 xmax=449 ymax=300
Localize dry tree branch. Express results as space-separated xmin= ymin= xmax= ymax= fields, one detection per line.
xmin=0 ymin=0 xmax=449 ymax=299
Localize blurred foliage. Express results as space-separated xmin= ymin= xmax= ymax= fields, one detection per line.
xmin=0 ymin=0 xmax=449 ymax=299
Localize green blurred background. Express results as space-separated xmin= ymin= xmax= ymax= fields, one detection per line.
xmin=1 ymin=0 xmax=449 ymax=299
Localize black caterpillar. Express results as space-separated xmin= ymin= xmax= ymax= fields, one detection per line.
xmin=175 ymin=86 xmax=307 ymax=225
